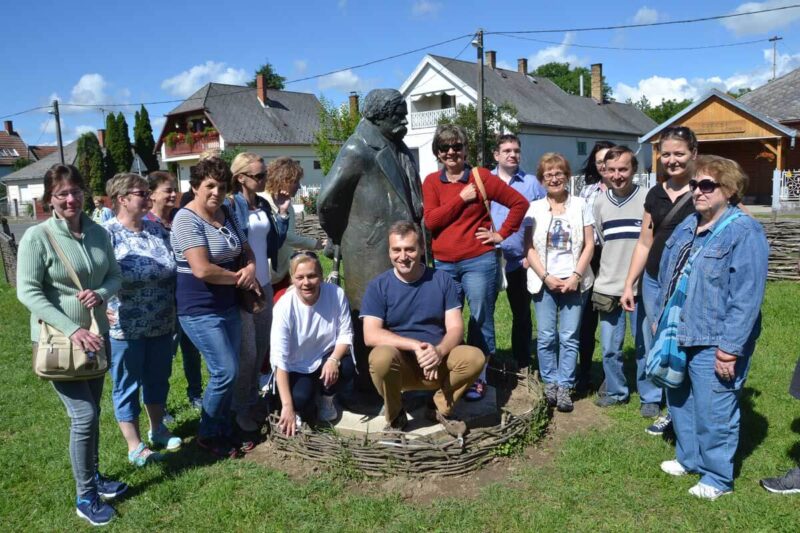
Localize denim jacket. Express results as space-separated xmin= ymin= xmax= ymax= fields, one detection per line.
xmin=225 ymin=193 xmax=289 ymax=269
xmin=655 ymin=206 xmax=768 ymax=356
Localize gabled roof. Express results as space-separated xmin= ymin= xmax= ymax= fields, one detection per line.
xmin=162 ymin=83 xmax=321 ymax=145
xmin=738 ymin=67 xmax=800 ymax=122
xmin=638 ymin=89 xmax=798 ymax=143
xmin=0 ymin=141 xmax=78 ymax=183
xmin=0 ymin=131 xmax=29 ymax=166
xmin=407 ymin=55 xmax=656 ymax=136
xmin=29 ymin=146 xmax=58 ymax=160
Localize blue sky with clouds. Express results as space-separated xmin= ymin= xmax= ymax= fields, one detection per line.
xmin=2 ymin=0 xmax=800 ymax=147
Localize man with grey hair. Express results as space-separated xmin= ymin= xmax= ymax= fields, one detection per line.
xmin=318 ymin=88 xmax=424 ymax=389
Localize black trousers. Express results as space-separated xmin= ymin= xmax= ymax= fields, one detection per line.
xmin=578 ymin=246 xmax=602 ymax=381
xmin=504 ymin=267 xmax=532 ymax=366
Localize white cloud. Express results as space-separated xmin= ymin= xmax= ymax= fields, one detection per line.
xmin=412 ymin=0 xmax=442 ymax=17
xmin=528 ymin=32 xmax=587 ymax=68
xmin=161 ymin=61 xmax=249 ymax=97
xmin=614 ymin=47 xmax=800 ymax=104
xmin=318 ymin=69 xmax=367 ymax=92
xmin=722 ymin=0 xmax=800 ymax=35
xmin=151 ymin=116 xmax=166 ymax=135
xmin=293 ymin=59 xmax=308 ymax=74
xmin=74 ymin=125 xmax=95 ymax=136
xmin=633 ymin=7 xmax=662 ymax=24
xmin=70 ymin=74 xmax=108 ymax=106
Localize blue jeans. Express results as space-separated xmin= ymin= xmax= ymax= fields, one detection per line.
xmin=666 ymin=346 xmax=751 ymax=491
xmin=532 ymin=286 xmax=583 ymax=387
xmin=52 ymin=376 xmax=104 ymax=499
xmin=435 ymin=250 xmax=497 ymax=356
xmin=110 ymin=333 xmax=174 ymax=422
xmin=599 ymin=299 xmax=660 ymax=404
xmin=641 ymin=271 xmax=660 ymax=356
xmin=179 ymin=306 xmax=242 ymax=438
xmin=175 ymin=321 xmax=203 ymax=400
xmin=287 ymin=353 xmax=356 ymax=419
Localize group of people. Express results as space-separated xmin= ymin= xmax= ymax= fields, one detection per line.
xmin=14 ymin=118 xmax=782 ymax=525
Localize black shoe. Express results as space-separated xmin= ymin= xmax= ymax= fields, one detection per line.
xmin=382 ymin=409 xmax=409 ymax=432
xmin=761 ymin=467 xmax=800 ymax=494
xmin=197 ymin=436 xmax=241 ymax=458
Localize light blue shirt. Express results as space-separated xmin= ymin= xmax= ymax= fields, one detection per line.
xmin=490 ymin=167 xmax=546 ymax=272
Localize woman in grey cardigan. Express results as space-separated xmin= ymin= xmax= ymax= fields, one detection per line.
xmin=17 ymin=164 xmax=124 ymax=526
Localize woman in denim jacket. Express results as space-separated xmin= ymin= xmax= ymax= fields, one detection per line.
xmin=654 ymin=155 xmax=768 ymax=500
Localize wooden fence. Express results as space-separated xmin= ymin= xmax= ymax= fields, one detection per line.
xmin=0 ymin=231 xmax=17 ymax=286
xmin=763 ymin=219 xmax=800 ymax=281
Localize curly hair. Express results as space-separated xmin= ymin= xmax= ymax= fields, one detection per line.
xmin=189 ymin=156 xmax=231 ymax=191
xmin=694 ymin=154 xmax=748 ymax=205
xmin=265 ymin=156 xmax=304 ymax=195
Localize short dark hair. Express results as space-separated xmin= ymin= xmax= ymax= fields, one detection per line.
xmin=659 ymin=126 xmax=698 ymax=152
xmin=494 ymin=133 xmax=521 ymax=151
xmin=148 ymin=171 xmax=176 ymax=192
xmin=388 ymin=220 xmax=422 ymax=245
xmin=43 ymin=164 xmax=86 ymax=204
xmin=603 ymin=145 xmax=639 ymax=173
xmin=189 ymin=156 xmax=231 ymax=191
xmin=432 ymin=124 xmax=467 ymax=157
xmin=581 ymin=141 xmax=617 ymax=185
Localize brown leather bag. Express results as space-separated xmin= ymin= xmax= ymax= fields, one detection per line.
xmin=472 ymin=167 xmax=507 ymax=291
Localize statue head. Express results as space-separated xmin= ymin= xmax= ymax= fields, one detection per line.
xmin=362 ymin=89 xmax=408 ymax=143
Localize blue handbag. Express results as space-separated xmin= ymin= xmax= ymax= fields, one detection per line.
xmin=646 ymin=211 xmax=744 ymax=388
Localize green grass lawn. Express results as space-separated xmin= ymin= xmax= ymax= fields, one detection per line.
xmin=1 ymin=276 xmax=799 ymax=531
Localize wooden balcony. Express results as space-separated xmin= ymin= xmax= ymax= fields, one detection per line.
xmin=164 ymin=135 xmax=220 ymax=158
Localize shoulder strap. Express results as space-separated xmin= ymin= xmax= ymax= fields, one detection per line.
xmin=658 ymin=189 xmax=693 ymax=231
xmin=42 ymin=227 xmax=83 ymax=290
xmin=684 ymin=211 xmax=744 ymax=271
xmin=471 ymin=167 xmax=497 ymax=233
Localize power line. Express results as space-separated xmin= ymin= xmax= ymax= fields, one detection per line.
xmin=494 ymin=33 xmax=773 ymax=52
xmin=0 ymin=105 xmax=52 ymax=120
xmin=487 ymin=4 xmax=800 ymax=34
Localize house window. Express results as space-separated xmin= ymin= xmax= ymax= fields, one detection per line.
xmin=313 ymin=160 xmax=321 ymax=170
xmin=0 ymin=148 xmax=19 ymax=157
xmin=577 ymin=141 xmax=587 ymax=156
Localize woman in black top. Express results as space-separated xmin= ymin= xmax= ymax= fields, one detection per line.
xmin=620 ymin=126 xmax=697 ymax=433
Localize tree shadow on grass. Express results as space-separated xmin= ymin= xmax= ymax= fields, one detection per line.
xmin=734 ymin=387 xmax=769 ymax=478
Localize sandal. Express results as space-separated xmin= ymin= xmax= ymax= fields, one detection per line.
xmin=127 ymin=442 xmax=161 ymax=467
xmin=464 ymin=379 xmax=486 ymax=402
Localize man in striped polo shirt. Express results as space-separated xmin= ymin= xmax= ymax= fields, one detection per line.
xmin=592 ymin=146 xmax=661 ymax=417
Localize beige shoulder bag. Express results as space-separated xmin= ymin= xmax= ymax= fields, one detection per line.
xmin=471 ymin=167 xmax=507 ymax=291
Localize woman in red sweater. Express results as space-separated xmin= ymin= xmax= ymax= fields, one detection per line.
xmin=423 ymin=124 xmax=528 ymax=400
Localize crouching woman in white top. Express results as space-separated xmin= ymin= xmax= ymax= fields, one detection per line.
xmin=271 ymin=251 xmax=354 ymax=436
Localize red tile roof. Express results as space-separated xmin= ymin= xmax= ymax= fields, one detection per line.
xmin=29 ymin=146 xmax=58 ymax=160
xmin=0 ymin=131 xmax=29 ymax=166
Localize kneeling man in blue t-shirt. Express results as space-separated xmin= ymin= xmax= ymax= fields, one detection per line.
xmin=361 ymin=221 xmax=484 ymax=437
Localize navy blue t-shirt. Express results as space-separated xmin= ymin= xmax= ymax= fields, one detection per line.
xmin=360 ymin=267 xmax=462 ymax=346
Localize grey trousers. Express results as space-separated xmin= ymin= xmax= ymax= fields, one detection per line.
xmin=52 ymin=376 xmax=104 ymax=498
xmin=233 ymin=283 xmax=273 ymax=415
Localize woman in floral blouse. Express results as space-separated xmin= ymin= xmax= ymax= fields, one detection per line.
xmin=104 ymin=173 xmax=181 ymax=466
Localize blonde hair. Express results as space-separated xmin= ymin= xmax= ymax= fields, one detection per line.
xmin=106 ymin=173 xmax=148 ymax=205
xmin=694 ymin=154 xmax=748 ymax=205
xmin=230 ymin=152 xmax=264 ymax=193
xmin=536 ymin=152 xmax=571 ymax=181
xmin=289 ymin=252 xmax=322 ymax=278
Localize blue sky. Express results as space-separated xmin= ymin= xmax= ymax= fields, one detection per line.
xmin=2 ymin=0 xmax=800 ymax=147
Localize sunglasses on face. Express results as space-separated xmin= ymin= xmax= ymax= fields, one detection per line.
xmin=437 ymin=143 xmax=464 ymax=153
xmin=689 ymin=179 xmax=722 ymax=194
xmin=127 ymin=190 xmax=151 ymax=199
xmin=242 ymin=172 xmax=266 ymax=181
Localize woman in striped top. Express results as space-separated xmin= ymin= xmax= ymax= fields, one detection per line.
xmin=170 ymin=157 xmax=257 ymax=458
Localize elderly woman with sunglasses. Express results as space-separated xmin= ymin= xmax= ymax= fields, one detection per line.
xmin=170 ymin=157 xmax=258 ymax=458
xmin=103 ymin=174 xmax=181 ymax=467
xmin=654 ymin=155 xmax=767 ymax=501
xmin=422 ymin=124 xmax=528 ymax=401
xmin=225 ymin=152 xmax=289 ymax=436
xmin=271 ymin=251 xmax=354 ymax=436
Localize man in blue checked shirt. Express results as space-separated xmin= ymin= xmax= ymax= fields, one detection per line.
xmin=490 ymin=134 xmax=546 ymax=368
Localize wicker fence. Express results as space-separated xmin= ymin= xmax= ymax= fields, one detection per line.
xmin=0 ymin=231 xmax=17 ymax=286
xmin=763 ymin=219 xmax=800 ymax=281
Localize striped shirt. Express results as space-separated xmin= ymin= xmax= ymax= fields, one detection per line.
xmin=171 ymin=207 xmax=246 ymax=315
xmin=593 ymin=185 xmax=645 ymax=296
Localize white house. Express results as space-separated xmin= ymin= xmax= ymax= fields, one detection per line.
xmin=400 ymin=54 xmax=657 ymax=178
xmin=156 ymin=75 xmax=324 ymax=191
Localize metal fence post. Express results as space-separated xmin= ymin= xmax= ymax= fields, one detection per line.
xmin=772 ymin=169 xmax=782 ymax=211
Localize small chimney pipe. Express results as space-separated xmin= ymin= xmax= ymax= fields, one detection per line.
xmin=349 ymin=92 xmax=359 ymax=120
xmin=256 ymin=74 xmax=268 ymax=106
xmin=3 ymin=120 xmax=13 ymax=135
xmin=517 ymin=58 xmax=528 ymax=75
xmin=97 ymin=129 xmax=106 ymax=148
xmin=485 ymin=50 xmax=496 ymax=70
xmin=591 ymin=63 xmax=603 ymax=102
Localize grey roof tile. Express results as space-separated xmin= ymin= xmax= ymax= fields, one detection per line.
xmin=428 ymin=54 xmax=657 ymax=135
xmin=739 ymin=67 xmax=800 ymax=122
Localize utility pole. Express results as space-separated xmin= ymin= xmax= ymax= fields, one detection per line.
xmin=474 ymin=29 xmax=485 ymax=167
xmin=52 ymin=100 xmax=65 ymax=164
xmin=769 ymin=35 xmax=783 ymax=81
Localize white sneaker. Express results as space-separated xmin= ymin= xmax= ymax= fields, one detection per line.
xmin=688 ymin=482 xmax=732 ymax=501
xmin=660 ymin=459 xmax=689 ymax=476
xmin=318 ymin=394 xmax=338 ymax=422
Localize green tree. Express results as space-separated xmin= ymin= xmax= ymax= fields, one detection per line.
xmin=437 ymin=100 xmax=519 ymax=167
xmin=133 ymin=105 xmax=159 ymax=172
xmin=531 ymin=62 xmax=613 ymax=100
xmin=630 ymin=96 xmax=693 ymax=124
xmin=12 ymin=157 xmax=32 ymax=171
xmin=312 ymin=96 xmax=360 ymax=175
xmin=219 ymin=146 xmax=244 ymax=166
xmin=246 ymin=61 xmax=286 ymax=89
xmin=103 ymin=112 xmax=118 ymax=180
xmin=76 ymin=132 xmax=105 ymax=196
xmin=105 ymin=112 xmax=133 ymax=177
xmin=728 ymin=87 xmax=752 ymax=98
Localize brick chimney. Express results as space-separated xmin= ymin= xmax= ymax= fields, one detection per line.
xmin=518 ymin=58 xmax=528 ymax=75
xmin=591 ymin=63 xmax=603 ymax=102
xmin=97 ymin=129 xmax=106 ymax=148
xmin=349 ymin=92 xmax=360 ymax=120
xmin=256 ymin=74 xmax=268 ymax=106
xmin=485 ymin=50 xmax=496 ymax=69
xmin=3 ymin=120 xmax=13 ymax=135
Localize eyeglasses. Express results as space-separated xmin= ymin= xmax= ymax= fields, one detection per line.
xmin=241 ymin=172 xmax=266 ymax=181
xmin=542 ymin=171 xmax=566 ymax=181
xmin=689 ymin=179 xmax=722 ymax=194
xmin=437 ymin=143 xmax=464 ymax=153
xmin=51 ymin=188 xmax=84 ymax=200
xmin=155 ymin=187 xmax=176 ymax=195
xmin=127 ymin=190 xmax=151 ymax=199
xmin=290 ymin=250 xmax=318 ymax=260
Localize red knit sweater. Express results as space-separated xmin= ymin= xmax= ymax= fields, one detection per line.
xmin=423 ymin=166 xmax=528 ymax=262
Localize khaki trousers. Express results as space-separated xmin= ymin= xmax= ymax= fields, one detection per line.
xmin=368 ymin=345 xmax=484 ymax=423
